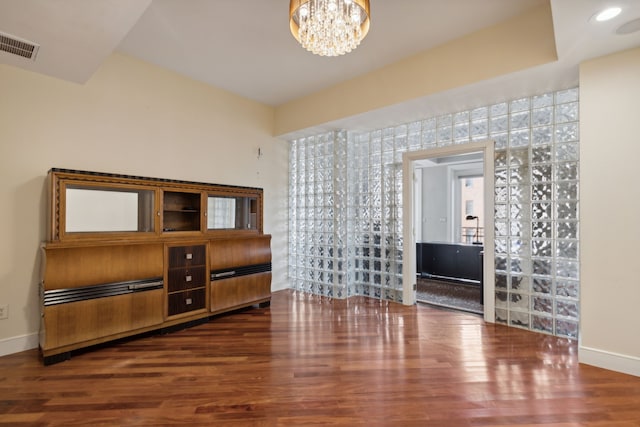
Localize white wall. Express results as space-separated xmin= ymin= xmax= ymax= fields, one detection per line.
xmin=420 ymin=166 xmax=450 ymax=242
xmin=0 ymin=53 xmax=289 ymax=355
xmin=579 ymin=47 xmax=640 ymax=376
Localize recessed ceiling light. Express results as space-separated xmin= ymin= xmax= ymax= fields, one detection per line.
xmin=616 ymin=17 xmax=640 ymax=35
xmin=594 ymin=7 xmax=622 ymax=22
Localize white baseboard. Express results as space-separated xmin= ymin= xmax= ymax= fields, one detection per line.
xmin=0 ymin=333 xmax=39 ymax=357
xmin=579 ymin=345 xmax=640 ymax=377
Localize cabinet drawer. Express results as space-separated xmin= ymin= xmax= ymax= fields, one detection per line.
xmin=167 ymin=266 xmax=206 ymax=292
xmin=168 ymin=245 xmax=206 ymax=268
xmin=168 ymin=288 xmax=206 ymax=316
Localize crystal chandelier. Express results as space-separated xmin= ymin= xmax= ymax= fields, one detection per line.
xmin=289 ymin=0 xmax=371 ymax=57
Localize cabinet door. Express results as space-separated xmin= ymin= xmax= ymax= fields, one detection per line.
xmin=131 ymin=289 xmax=164 ymax=330
xmin=423 ymin=243 xmax=457 ymax=277
xmin=43 ymin=298 xmax=100 ymax=349
xmin=455 ymin=245 xmax=483 ymax=282
xmin=210 ymin=272 xmax=271 ymax=313
xmin=43 ymin=290 xmax=163 ymax=350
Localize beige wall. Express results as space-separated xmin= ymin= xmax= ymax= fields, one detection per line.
xmin=275 ymin=2 xmax=557 ymax=136
xmin=0 ymin=53 xmax=289 ymax=353
xmin=579 ymin=47 xmax=640 ymax=376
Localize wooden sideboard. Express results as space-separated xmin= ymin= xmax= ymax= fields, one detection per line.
xmin=40 ymin=169 xmax=272 ymax=365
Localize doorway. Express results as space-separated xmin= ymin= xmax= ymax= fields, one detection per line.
xmin=402 ymin=141 xmax=495 ymax=323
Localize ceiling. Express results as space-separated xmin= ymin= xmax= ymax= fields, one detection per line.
xmin=2 ymin=0 xmax=640 ymax=136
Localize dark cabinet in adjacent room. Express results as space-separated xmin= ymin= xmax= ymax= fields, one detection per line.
xmin=418 ymin=242 xmax=483 ymax=284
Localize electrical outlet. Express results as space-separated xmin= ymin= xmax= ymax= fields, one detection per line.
xmin=0 ymin=304 xmax=8 ymax=320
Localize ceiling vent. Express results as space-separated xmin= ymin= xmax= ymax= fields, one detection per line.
xmin=0 ymin=31 xmax=39 ymax=60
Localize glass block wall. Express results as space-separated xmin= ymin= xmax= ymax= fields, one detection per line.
xmin=288 ymin=129 xmax=408 ymax=303
xmin=288 ymin=87 xmax=580 ymax=338
xmin=289 ymin=131 xmax=350 ymax=299
xmin=349 ymin=129 xmax=407 ymax=302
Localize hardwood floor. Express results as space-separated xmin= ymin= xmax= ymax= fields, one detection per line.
xmin=1 ymin=290 xmax=639 ymax=426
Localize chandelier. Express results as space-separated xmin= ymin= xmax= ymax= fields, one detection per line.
xmin=289 ymin=0 xmax=371 ymax=57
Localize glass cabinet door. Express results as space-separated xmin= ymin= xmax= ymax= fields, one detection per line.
xmin=207 ymin=195 xmax=257 ymax=230
xmin=65 ymin=185 xmax=155 ymax=233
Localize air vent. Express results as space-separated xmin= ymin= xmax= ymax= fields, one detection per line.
xmin=0 ymin=31 xmax=39 ymax=60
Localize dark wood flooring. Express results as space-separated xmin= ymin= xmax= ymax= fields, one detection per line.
xmin=1 ymin=290 xmax=639 ymax=426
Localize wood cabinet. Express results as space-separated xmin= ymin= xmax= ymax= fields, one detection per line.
xmin=40 ymin=169 xmax=271 ymax=365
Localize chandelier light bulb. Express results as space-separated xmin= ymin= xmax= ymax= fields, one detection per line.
xmin=351 ymin=8 xmax=360 ymax=23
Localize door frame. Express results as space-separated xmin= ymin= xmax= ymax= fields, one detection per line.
xmin=402 ymin=140 xmax=495 ymax=323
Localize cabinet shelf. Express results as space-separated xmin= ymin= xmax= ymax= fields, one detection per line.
xmin=162 ymin=191 xmax=201 ymax=233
